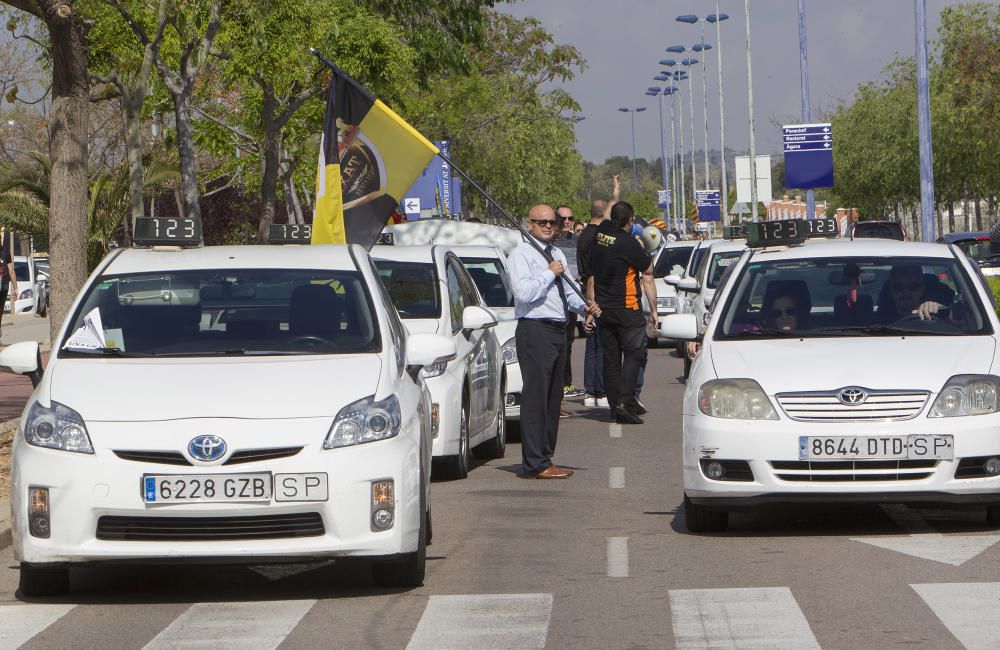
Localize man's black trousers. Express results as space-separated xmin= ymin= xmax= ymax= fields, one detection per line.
xmin=598 ymin=308 xmax=646 ymax=412
xmin=515 ymin=318 xmax=567 ymax=474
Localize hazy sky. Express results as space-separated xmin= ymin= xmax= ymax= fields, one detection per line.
xmin=503 ymin=0 xmax=968 ymax=164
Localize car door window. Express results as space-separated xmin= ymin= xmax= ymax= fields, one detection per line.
xmin=369 ymin=259 xmax=405 ymax=375
xmin=445 ymin=262 xmax=467 ymax=334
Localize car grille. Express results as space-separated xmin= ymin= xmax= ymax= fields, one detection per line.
xmin=113 ymin=447 xmax=303 ymax=466
xmin=776 ymin=389 xmax=929 ymax=422
xmin=770 ymin=459 xmax=936 ymax=482
xmin=96 ymin=513 xmax=325 ymax=541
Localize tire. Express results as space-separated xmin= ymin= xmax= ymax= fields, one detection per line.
xmin=475 ymin=381 xmax=506 ymax=459
xmin=440 ymin=397 xmax=470 ymax=479
xmin=372 ymin=473 xmax=427 ymax=588
xmin=683 ymin=496 xmax=728 ymax=533
xmin=36 ymin=294 xmax=47 ymax=317
xmin=987 ymin=504 xmax=1000 ymax=527
xmin=18 ymin=564 xmax=69 ymax=597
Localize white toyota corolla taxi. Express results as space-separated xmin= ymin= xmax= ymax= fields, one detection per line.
xmin=1 ymin=236 xmax=456 ymax=596
xmin=661 ymin=218 xmax=1000 ymax=532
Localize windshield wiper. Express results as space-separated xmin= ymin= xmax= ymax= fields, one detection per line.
xmin=724 ymin=327 xmax=798 ymax=338
xmin=150 ymin=349 xmax=308 ymax=357
xmin=813 ymin=324 xmax=963 ymax=336
xmin=61 ymin=346 xmax=142 ymax=357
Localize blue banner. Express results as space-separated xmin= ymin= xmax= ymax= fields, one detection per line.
xmin=403 ymin=140 xmax=454 ymax=218
xmin=783 ymin=123 xmax=834 ymax=188
xmin=696 ymin=190 xmax=721 ymax=222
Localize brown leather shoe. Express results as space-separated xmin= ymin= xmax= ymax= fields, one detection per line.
xmin=535 ymin=465 xmax=574 ymax=479
xmin=559 ymin=409 xmax=571 ymax=418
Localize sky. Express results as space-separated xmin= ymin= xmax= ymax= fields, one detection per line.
xmin=503 ymin=0 xmax=969 ymax=164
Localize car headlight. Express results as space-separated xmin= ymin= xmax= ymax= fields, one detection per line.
xmin=18 ymin=288 xmax=33 ymax=300
xmin=656 ymin=297 xmax=677 ymax=309
xmin=929 ymin=375 xmax=1000 ymax=417
xmin=501 ymin=336 xmax=517 ymax=364
xmin=420 ymin=360 xmax=449 ymax=378
xmin=24 ymin=401 xmax=94 ymax=453
xmin=698 ymin=379 xmax=778 ymax=420
xmin=324 ymin=394 xmax=401 ymax=448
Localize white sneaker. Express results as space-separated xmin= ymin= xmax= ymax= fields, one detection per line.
xmin=583 ymin=395 xmax=597 ymax=407
xmin=596 ymin=397 xmax=609 ymax=408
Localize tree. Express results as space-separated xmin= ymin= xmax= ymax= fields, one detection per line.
xmin=1 ymin=0 xmax=90 ymax=338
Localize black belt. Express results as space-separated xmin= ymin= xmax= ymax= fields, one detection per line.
xmin=522 ymin=318 xmax=567 ymax=327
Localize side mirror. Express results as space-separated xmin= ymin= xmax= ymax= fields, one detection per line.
xmin=0 ymin=340 xmax=43 ymax=387
xmin=659 ymin=314 xmax=699 ymax=340
xmin=406 ymin=333 xmax=457 ymax=371
xmin=462 ymin=305 xmax=497 ymax=331
xmin=678 ymin=277 xmax=700 ymax=292
xmin=704 ymin=289 xmax=716 ymax=308
xmin=665 ymin=274 xmax=681 ymax=286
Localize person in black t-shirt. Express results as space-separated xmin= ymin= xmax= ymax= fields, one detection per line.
xmin=587 ymin=201 xmax=657 ymax=424
xmin=0 ymin=245 xmax=18 ymax=338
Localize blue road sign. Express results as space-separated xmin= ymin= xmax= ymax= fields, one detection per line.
xmin=696 ymin=189 xmax=721 ymax=222
xmin=783 ymin=123 xmax=834 ymax=188
xmin=657 ymin=189 xmax=672 ymax=209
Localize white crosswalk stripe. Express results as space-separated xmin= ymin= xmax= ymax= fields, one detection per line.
xmin=406 ymin=593 xmax=553 ymax=650
xmin=669 ymin=587 xmax=821 ymax=649
xmin=912 ymin=582 xmax=1000 ymax=650
xmin=0 ymin=604 xmax=76 ymax=648
xmin=143 ymin=600 xmax=315 ymax=649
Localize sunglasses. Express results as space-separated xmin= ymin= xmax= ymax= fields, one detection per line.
xmin=561 ymin=215 xmax=574 ymax=221
xmin=769 ymin=307 xmax=798 ymax=318
xmin=892 ymin=281 xmax=922 ymax=292
xmin=529 ymin=219 xmax=559 ymax=227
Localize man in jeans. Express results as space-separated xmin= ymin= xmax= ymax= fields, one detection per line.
xmin=588 ymin=201 xmax=657 ymax=424
xmin=576 ymin=177 xmax=619 ymax=408
xmin=553 ymin=205 xmax=584 ymax=400
xmin=0 ymin=243 xmax=18 ymax=340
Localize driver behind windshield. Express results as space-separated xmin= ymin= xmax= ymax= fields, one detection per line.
xmin=763 ymin=283 xmax=811 ymax=332
xmin=879 ymin=264 xmax=954 ymax=322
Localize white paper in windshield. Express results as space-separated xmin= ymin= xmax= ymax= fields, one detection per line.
xmin=63 ymin=307 xmax=107 ymax=350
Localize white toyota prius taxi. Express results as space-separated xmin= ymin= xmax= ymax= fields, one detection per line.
xmin=661 ymin=218 xmax=1000 ymax=532
xmin=0 ymin=221 xmax=456 ymax=596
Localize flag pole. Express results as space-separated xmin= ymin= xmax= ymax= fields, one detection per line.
xmin=309 ymin=47 xmax=589 ymax=305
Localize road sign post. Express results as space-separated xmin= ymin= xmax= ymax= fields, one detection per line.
xmin=783 ymin=123 xmax=834 ymax=192
xmin=657 ymin=189 xmax=672 ymax=210
xmin=696 ymin=190 xmax=721 ymax=222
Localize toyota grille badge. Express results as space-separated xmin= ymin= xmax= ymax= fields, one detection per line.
xmin=188 ymin=435 xmax=227 ymax=462
xmin=837 ymin=387 xmax=868 ymax=406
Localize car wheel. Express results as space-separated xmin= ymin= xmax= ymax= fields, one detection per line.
xmin=18 ymin=563 xmax=69 ymax=597
xmin=441 ymin=398 xmax=470 ymax=479
xmin=36 ymin=295 xmax=47 ymax=317
xmin=372 ymin=472 xmax=427 ymax=588
xmin=475 ymin=381 xmax=506 ymax=459
xmin=683 ymin=496 xmax=728 ymax=533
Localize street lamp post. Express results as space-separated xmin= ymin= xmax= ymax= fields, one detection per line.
xmin=681 ymin=58 xmax=699 ymax=208
xmin=647 ymin=86 xmax=669 ymax=223
xmin=661 ymin=59 xmax=686 ymax=227
xmin=708 ymin=8 xmax=731 ymax=225
xmin=744 ymin=0 xmax=759 ymax=220
xmin=915 ymin=0 xmax=936 ymax=241
xmin=797 ymin=0 xmax=815 ymax=220
xmin=618 ymin=107 xmax=646 ymax=192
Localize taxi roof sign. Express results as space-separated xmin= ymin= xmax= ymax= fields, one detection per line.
xmin=133 ymin=218 xmax=201 ymax=247
xmin=745 ymin=217 xmax=839 ymax=248
xmin=268 ymin=223 xmax=312 ymax=244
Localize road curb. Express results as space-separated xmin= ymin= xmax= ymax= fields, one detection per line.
xmin=1 ymin=419 xmax=15 ymax=552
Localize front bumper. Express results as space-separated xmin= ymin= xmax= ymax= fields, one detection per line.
xmin=682 ymin=413 xmax=1000 ymax=506
xmin=12 ymin=418 xmax=423 ymax=564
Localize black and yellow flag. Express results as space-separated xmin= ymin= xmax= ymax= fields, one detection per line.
xmin=312 ymin=72 xmax=438 ymax=248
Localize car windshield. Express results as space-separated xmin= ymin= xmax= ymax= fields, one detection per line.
xmin=654 ymin=246 xmax=693 ymax=278
xmin=373 ymin=260 xmax=441 ymax=319
xmin=13 ymin=261 xmax=29 ymax=282
xmin=460 ymin=257 xmax=514 ymax=307
xmin=715 ymin=256 xmax=991 ymax=339
xmin=688 ymin=245 xmax=710 ymax=278
xmin=60 ymin=269 xmax=379 ymax=357
xmin=854 ymin=223 xmax=904 ymax=240
xmin=956 ymin=239 xmax=996 ymax=264
xmin=707 ymin=251 xmax=743 ymax=289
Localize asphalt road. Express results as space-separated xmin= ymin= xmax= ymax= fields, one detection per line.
xmin=2 ymin=339 xmax=1000 ymax=648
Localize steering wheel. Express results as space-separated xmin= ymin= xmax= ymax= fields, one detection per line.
xmin=893 ymin=310 xmax=959 ymax=331
xmin=288 ymin=335 xmax=333 ymax=349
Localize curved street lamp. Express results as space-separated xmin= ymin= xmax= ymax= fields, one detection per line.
xmin=618 ymin=107 xmax=646 ymax=191
xmin=674 ymin=50 xmax=700 ymax=202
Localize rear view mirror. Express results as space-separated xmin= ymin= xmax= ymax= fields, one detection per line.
xmin=0 ymin=340 xmax=43 ymax=387
xmin=678 ymin=277 xmax=700 ymax=292
xmin=659 ymin=314 xmax=699 ymax=340
xmin=406 ymin=333 xmax=457 ymax=369
xmin=462 ymin=305 xmax=497 ymax=331
xmin=665 ymin=274 xmax=681 ymax=286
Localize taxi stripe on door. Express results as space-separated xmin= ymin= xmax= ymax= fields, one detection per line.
xmin=669 ymin=587 xmax=820 ymax=649
xmin=143 ymin=600 xmax=315 ymax=649
xmin=406 ymin=594 xmax=553 ymax=649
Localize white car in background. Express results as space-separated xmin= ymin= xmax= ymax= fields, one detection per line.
xmin=3 ymin=243 xmax=454 ymax=596
xmin=449 ymin=245 xmax=522 ymax=425
xmin=373 ymin=245 xmax=506 ymax=480
xmin=650 ymin=241 xmax=695 ymax=347
xmin=3 ymin=255 xmax=48 ymax=317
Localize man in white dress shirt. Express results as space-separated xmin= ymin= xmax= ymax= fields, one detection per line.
xmin=507 ymin=204 xmax=601 ymax=478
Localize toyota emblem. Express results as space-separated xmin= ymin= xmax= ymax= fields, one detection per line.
xmin=837 ymin=387 xmax=868 ymax=406
xmin=188 ymin=435 xmax=227 ymax=462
